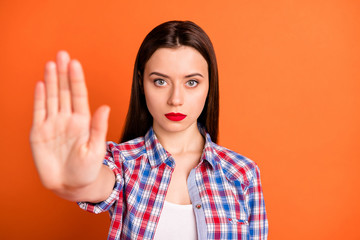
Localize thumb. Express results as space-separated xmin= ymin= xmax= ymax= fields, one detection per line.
xmin=88 ymin=105 xmax=110 ymax=151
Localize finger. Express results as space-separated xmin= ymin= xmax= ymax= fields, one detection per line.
xmin=32 ymin=81 xmax=46 ymax=125
xmin=69 ymin=60 xmax=90 ymax=115
xmin=56 ymin=51 xmax=71 ymax=113
xmin=88 ymin=105 xmax=110 ymax=152
xmin=44 ymin=61 xmax=58 ymax=116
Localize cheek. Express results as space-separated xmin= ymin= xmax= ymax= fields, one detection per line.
xmin=144 ymin=91 xmax=162 ymax=116
xmin=143 ymin=82 xmax=155 ymax=113
xmin=199 ymin=85 xmax=209 ymax=106
xmin=190 ymin=90 xmax=208 ymax=114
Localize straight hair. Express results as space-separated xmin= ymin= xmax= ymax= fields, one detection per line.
xmin=121 ymin=20 xmax=219 ymax=143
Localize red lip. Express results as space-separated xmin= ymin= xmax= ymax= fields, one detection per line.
xmin=165 ymin=112 xmax=187 ymax=121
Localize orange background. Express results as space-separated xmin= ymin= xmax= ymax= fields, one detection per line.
xmin=1 ymin=0 xmax=359 ymax=239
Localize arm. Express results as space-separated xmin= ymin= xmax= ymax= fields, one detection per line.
xmin=247 ymin=165 xmax=268 ymax=239
xmin=30 ymin=51 xmax=115 ymax=202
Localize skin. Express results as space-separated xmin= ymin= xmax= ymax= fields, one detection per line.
xmin=30 ymin=47 xmax=209 ymax=205
xmin=143 ymin=46 xmax=209 ymax=204
xmin=30 ymin=51 xmax=115 ymax=202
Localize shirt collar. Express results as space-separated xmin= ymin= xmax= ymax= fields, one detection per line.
xmin=198 ymin=126 xmax=218 ymax=169
xmin=144 ymin=125 xmax=218 ymax=169
xmin=144 ymin=127 xmax=173 ymax=168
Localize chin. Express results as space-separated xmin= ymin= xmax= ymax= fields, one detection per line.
xmin=155 ymin=119 xmax=197 ymax=134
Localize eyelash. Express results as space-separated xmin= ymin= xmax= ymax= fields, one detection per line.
xmin=153 ymin=79 xmax=199 ymax=87
xmin=186 ymin=80 xmax=198 ymax=87
xmin=154 ymin=79 xmax=167 ymax=86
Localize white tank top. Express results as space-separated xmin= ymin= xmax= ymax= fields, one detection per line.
xmin=153 ymin=201 xmax=198 ymax=240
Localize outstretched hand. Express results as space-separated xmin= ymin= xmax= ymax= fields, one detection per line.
xmin=30 ymin=51 xmax=111 ymax=200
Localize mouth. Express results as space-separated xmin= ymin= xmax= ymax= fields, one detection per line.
xmin=165 ymin=112 xmax=187 ymax=121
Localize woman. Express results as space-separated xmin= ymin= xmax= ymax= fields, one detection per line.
xmin=30 ymin=21 xmax=268 ymax=239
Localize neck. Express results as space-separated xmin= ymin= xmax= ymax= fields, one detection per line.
xmin=153 ymin=122 xmax=205 ymax=156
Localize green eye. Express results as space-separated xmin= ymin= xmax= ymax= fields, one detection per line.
xmin=154 ymin=79 xmax=166 ymax=86
xmin=186 ymin=80 xmax=198 ymax=87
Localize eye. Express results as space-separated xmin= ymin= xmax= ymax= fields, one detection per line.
xmin=186 ymin=80 xmax=198 ymax=87
xmin=154 ymin=79 xmax=167 ymax=86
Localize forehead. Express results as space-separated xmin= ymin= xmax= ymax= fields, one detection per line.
xmin=144 ymin=46 xmax=208 ymax=76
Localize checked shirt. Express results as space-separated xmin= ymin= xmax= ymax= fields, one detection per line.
xmin=79 ymin=127 xmax=268 ymax=239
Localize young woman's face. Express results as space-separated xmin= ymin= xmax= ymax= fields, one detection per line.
xmin=143 ymin=46 xmax=209 ymax=134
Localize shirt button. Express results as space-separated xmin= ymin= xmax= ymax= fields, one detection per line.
xmin=196 ymin=204 xmax=201 ymax=209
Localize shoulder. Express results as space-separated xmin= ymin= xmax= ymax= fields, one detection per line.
xmin=106 ymin=137 xmax=147 ymax=161
xmin=212 ymin=143 xmax=260 ymax=184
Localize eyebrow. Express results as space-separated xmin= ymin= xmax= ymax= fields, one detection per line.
xmin=185 ymin=73 xmax=204 ymax=78
xmin=149 ymin=72 xmax=169 ymax=78
xmin=149 ymin=72 xmax=204 ymax=78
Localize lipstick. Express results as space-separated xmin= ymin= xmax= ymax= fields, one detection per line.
xmin=165 ymin=112 xmax=187 ymax=121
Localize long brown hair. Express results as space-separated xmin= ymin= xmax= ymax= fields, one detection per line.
xmin=121 ymin=20 xmax=219 ymax=143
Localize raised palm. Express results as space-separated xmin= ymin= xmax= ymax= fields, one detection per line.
xmin=30 ymin=51 xmax=110 ymax=197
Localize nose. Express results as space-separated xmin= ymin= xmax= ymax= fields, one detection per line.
xmin=167 ymin=84 xmax=184 ymax=106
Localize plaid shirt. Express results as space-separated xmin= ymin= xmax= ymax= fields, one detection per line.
xmin=79 ymin=127 xmax=268 ymax=239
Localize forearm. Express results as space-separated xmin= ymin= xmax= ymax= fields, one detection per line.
xmin=55 ymin=164 xmax=116 ymax=203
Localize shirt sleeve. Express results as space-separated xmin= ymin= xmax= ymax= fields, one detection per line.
xmin=77 ymin=142 xmax=124 ymax=214
xmin=247 ymin=164 xmax=268 ymax=239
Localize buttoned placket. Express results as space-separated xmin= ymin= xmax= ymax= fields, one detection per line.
xmin=187 ymin=168 xmax=207 ymax=240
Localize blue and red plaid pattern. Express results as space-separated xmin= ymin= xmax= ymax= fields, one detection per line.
xmin=79 ymin=127 xmax=268 ymax=239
